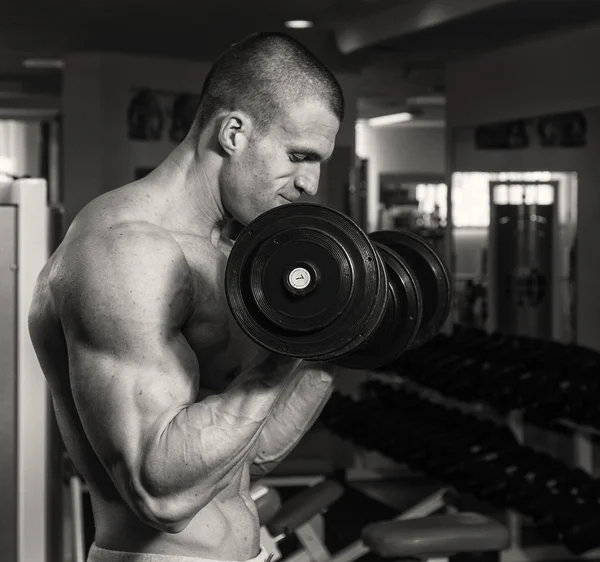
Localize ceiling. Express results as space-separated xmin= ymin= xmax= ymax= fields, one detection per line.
xmin=1 ymin=0 xmax=600 ymax=121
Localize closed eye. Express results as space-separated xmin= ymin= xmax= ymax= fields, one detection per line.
xmin=289 ymin=150 xmax=332 ymax=164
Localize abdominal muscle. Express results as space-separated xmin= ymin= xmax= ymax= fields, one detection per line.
xmin=91 ymin=484 xmax=261 ymax=559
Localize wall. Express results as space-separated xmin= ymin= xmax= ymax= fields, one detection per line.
xmin=355 ymin=123 xmax=445 ymax=231
xmin=446 ymin=22 xmax=600 ymax=351
xmin=62 ymin=52 xmax=212 ymax=226
xmin=446 ymin=22 xmax=600 ymax=128
xmin=63 ymin=52 xmax=358 ymax=227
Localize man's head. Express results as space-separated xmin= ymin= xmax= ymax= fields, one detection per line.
xmin=191 ymin=32 xmax=344 ymax=226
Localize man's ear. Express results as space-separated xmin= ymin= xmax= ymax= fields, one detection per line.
xmin=218 ymin=111 xmax=251 ymax=155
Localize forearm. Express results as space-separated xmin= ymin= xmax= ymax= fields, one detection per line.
xmin=138 ymin=363 xmax=300 ymax=526
xmin=251 ymin=362 xmax=336 ymax=477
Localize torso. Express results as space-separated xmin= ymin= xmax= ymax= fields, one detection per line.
xmin=29 ymin=181 xmax=268 ymax=558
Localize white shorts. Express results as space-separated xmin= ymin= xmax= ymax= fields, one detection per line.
xmin=87 ymin=543 xmax=274 ymax=562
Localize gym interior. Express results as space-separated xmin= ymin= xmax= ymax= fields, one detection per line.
xmin=3 ymin=1 xmax=600 ymax=561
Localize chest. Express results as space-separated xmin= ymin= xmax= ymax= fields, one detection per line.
xmin=177 ymin=235 xmax=266 ymax=392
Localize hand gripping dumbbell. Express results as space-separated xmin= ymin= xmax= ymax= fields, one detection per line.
xmin=225 ymin=203 xmax=452 ymax=370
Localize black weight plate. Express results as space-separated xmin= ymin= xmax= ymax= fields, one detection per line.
xmin=334 ymin=242 xmax=422 ymax=370
xmin=370 ymin=230 xmax=451 ymax=348
xmin=225 ymin=203 xmax=387 ymax=361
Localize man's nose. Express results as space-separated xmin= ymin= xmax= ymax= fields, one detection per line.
xmin=294 ymin=168 xmax=320 ymax=196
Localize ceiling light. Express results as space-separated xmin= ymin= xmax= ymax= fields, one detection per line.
xmin=367 ymin=112 xmax=414 ymax=127
xmin=406 ymin=95 xmax=446 ymax=106
xmin=23 ymin=58 xmax=64 ymax=70
xmin=284 ymin=20 xmax=314 ymax=29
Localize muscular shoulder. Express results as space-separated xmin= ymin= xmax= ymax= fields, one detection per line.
xmin=52 ymin=220 xmax=195 ymax=335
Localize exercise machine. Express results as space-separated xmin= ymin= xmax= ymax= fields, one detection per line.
xmin=258 ymin=481 xmax=509 ymax=562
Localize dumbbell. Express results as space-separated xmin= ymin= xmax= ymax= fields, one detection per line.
xmin=225 ymin=203 xmax=451 ymax=370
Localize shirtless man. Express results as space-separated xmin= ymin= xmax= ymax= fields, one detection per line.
xmin=28 ymin=31 xmax=343 ymax=562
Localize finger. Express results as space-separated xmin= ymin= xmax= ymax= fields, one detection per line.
xmin=301 ymin=360 xmax=340 ymax=379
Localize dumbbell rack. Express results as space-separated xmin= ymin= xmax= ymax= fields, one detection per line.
xmin=326 ymin=360 xmax=598 ymax=562
xmin=379 ymin=372 xmax=600 ymax=562
xmin=504 ymin=411 xmax=599 ymax=562
xmin=414 ymin=378 xmax=599 ymax=562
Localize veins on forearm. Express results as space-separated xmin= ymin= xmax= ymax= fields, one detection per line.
xmin=251 ymin=365 xmax=335 ymax=473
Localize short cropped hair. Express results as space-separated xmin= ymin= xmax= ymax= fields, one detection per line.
xmin=192 ymin=32 xmax=344 ymax=137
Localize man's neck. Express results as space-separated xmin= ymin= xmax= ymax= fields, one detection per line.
xmin=151 ymin=137 xmax=228 ymax=239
